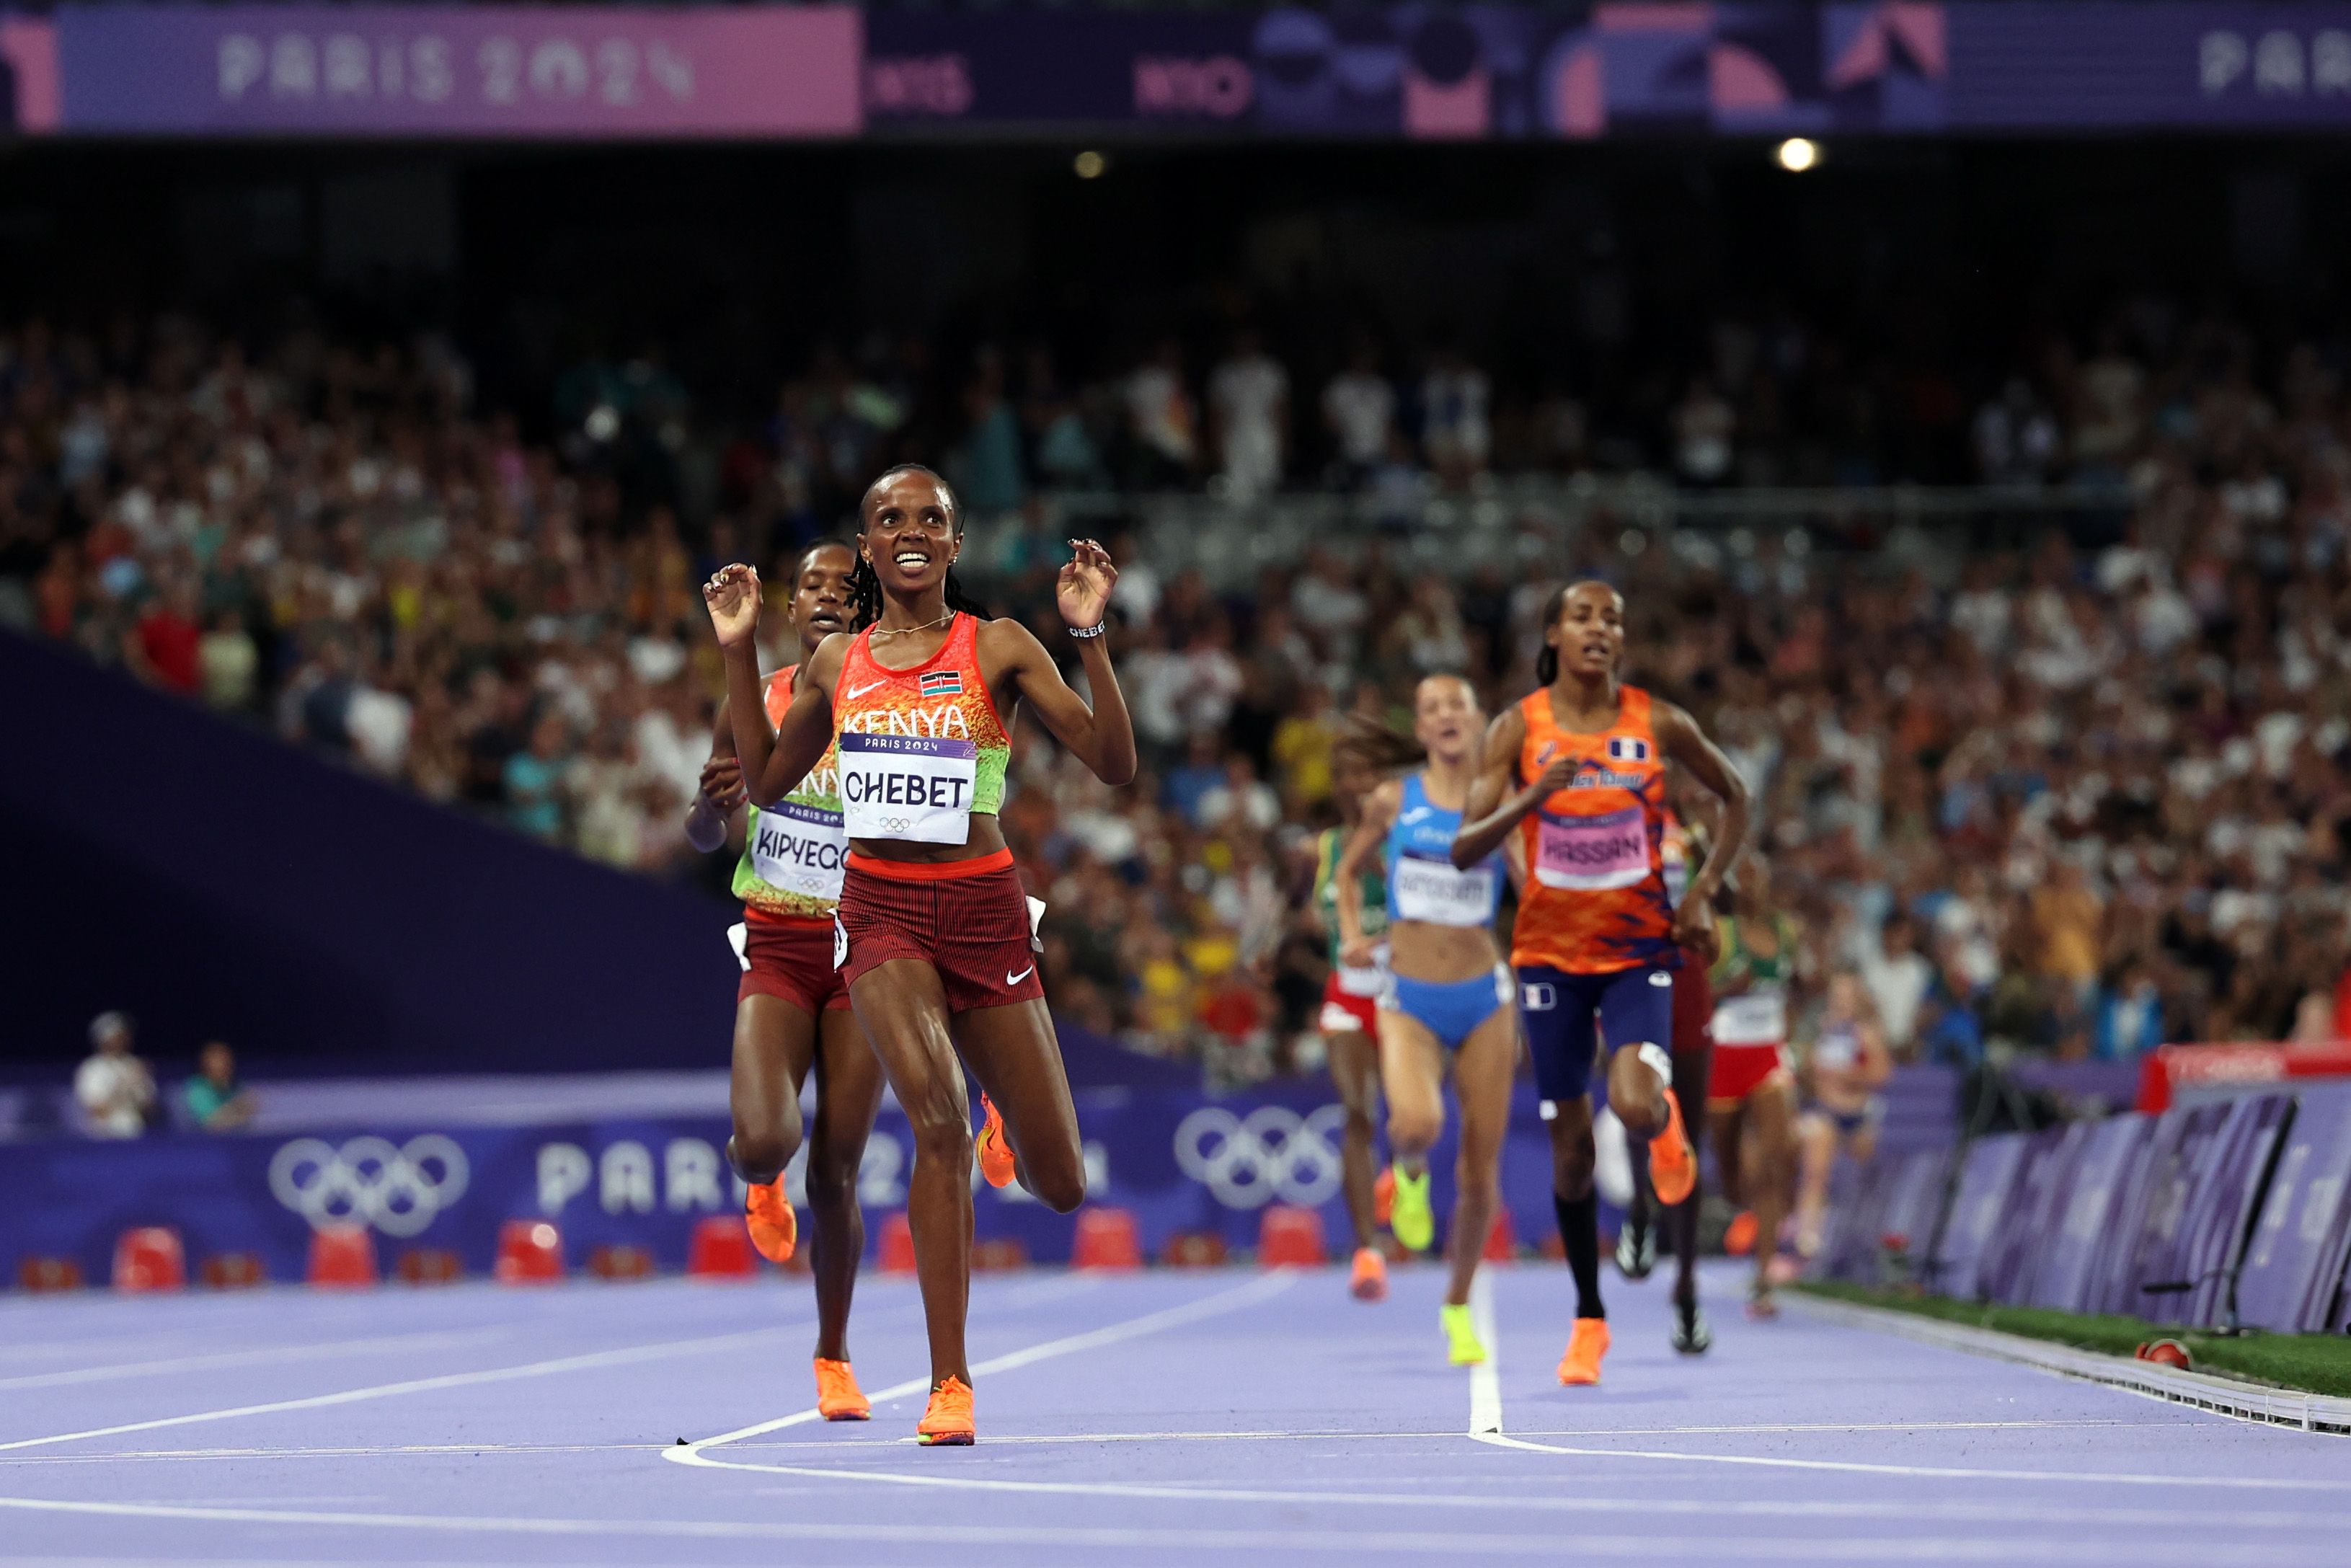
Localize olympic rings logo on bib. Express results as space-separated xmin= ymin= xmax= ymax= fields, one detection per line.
xmin=1174 ymin=1104 xmax=1348 ymax=1209
xmin=267 ymin=1135 xmax=470 ymax=1237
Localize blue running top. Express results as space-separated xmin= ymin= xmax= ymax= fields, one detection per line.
xmin=1383 ymin=771 xmax=1505 ymax=929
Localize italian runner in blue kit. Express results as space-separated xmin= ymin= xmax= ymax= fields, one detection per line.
xmin=1334 ymin=675 xmax=1520 ymax=1368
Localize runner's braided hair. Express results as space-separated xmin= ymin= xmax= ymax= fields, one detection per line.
xmin=849 ymin=464 xmax=990 ymax=632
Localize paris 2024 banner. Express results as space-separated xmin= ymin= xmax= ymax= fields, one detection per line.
xmin=6 ymin=4 xmax=2351 ymax=138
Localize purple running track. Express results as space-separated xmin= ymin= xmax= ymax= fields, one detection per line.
xmin=0 ymin=1260 xmax=2342 ymax=1565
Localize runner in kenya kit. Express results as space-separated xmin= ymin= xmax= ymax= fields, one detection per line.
xmin=704 ymin=464 xmax=1135 ymax=1448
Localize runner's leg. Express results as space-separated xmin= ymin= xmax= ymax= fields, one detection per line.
xmin=1376 ymin=1008 xmax=1446 ymax=1176
xmin=1444 ymin=1004 xmax=1516 ymax=1308
xmin=1327 ymin=1029 xmax=1383 ymax=1252
xmin=953 ymin=998 xmax=1087 ymax=1213
xmin=728 ymin=993 xmax=816 ymax=1183
xmin=1668 ymin=1041 xmax=1711 ymax=1311
xmin=807 ymin=1007 xmax=885 ymax=1363
xmin=1746 ymin=1074 xmax=1799 ymax=1301
xmin=848 ymin=959 xmax=976 ymax=1386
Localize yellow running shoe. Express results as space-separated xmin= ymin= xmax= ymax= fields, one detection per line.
xmin=1647 ymin=1089 xmax=1696 ymax=1207
xmin=1440 ymin=1301 xmax=1486 ymax=1365
xmin=1389 ymin=1166 xmax=1435 ymax=1252
xmin=1348 ymin=1246 xmax=1389 ymax=1302
xmin=916 ymin=1376 xmax=975 ymax=1446
xmin=1557 ymin=1317 xmax=1611 ymax=1386
xmin=743 ymin=1179 xmax=797 ymax=1264
xmin=975 ymin=1094 xmax=1017 ymax=1190
xmin=813 ymin=1357 xmax=870 ymax=1421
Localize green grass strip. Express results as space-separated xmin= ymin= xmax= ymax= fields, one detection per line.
xmin=1797 ymin=1280 xmax=2351 ymax=1399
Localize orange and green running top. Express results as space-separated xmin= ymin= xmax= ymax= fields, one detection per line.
xmin=732 ymin=666 xmax=844 ymax=923
xmin=831 ymin=613 xmax=1011 ymax=845
xmin=1510 ymin=684 xmax=1678 ymax=975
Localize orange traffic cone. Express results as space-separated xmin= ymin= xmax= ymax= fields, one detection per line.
xmin=1258 ymin=1205 xmax=1328 ymax=1266
xmin=112 ymin=1227 xmax=185 ymax=1293
xmin=307 ymin=1224 xmax=378 ymax=1288
xmin=1071 ymin=1207 xmax=1142 ymax=1270
xmin=494 ymin=1220 xmax=564 ymax=1284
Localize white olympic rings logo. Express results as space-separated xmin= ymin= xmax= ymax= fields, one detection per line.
xmin=1174 ymin=1104 xmax=1348 ymax=1210
xmin=268 ymin=1135 xmax=470 ymax=1237
xmin=875 ymin=815 xmax=914 ymax=834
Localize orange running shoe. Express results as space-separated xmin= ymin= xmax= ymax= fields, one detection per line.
xmin=975 ymin=1095 xmax=1017 ymax=1190
xmin=916 ymin=1376 xmax=975 ymax=1446
xmin=1723 ymin=1209 xmax=1759 ymax=1257
xmin=1373 ymin=1166 xmax=1396 ymax=1226
xmin=743 ymin=1179 xmax=797 ymax=1264
xmin=1557 ymin=1317 xmax=1611 ymax=1386
xmin=813 ymin=1358 xmax=870 ymax=1422
xmin=1647 ymin=1089 xmax=1696 ymax=1207
xmin=1348 ymin=1246 xmax=1389 ymax=1302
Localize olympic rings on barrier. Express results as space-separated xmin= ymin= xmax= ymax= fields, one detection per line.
xmin=267 ymin=1134 xmax=471 ymax=1237
xmin=1173 ymin=1104 xmax=1349 ymax=1209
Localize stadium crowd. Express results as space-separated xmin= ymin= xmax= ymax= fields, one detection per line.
xmin=2 ymin=306 xmax=2348 ymax=1084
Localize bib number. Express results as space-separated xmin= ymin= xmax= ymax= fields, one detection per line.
xmin=1711 ymin=989 xmax=1788 ymax=1047
xmin=838 ymin=732 xmax=978 ymax=845
xmin=1391 ymin=852 xmax=1497 ymax=926
xmin=749 ymin=799 xmax=849 ymax=902
xmin=1534 ymin=805 xmax=1650 ymax=891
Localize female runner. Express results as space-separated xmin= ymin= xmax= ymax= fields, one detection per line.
xmin=686 ymin=538 xmax=885 ymax=1420
xmin=1310 ymin=735 xmax=1393 ymax=1301
xmin=1332 ymin=675 xmax=1516 ymax=1365
xmin=705 ymin=465 xmax=1134 ymax=1446
xmin=1453 ymin=580 xmax=1752 ymax=1387
xmin=1706 ymin=854 xmax=1803 ymax=1318
xmin=1793 ymin=969 xmax=1893 ymax=1260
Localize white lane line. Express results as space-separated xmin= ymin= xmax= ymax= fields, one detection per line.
xmin=668 ymin=1269 xmax=1297 ymax=1460
xmin=1466 ymin=1269 xmax=1502 ymax=1435
xmin=0 ymin=1319 xmax=810 ymax=1456
xmin=0 ymin=1496 xmax=2321 ymax=1563
xmin=0 ymin=1329 xmax=512 ymax=1393
xmin=1473 ymin=1429 xmax=2351 ymax=1492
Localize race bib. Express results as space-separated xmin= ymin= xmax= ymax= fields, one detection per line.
xmin=838 ymin=733 xmax=978 ymax=845
xmin=1711 ymin=989 xmax=1789 ymax=1047
xmin=1391 ymin=851 xmax=1497 ymax=926
xmin=1534 ymin=805 xmax=1651 ymax=891
xmin=748 ymin=799 xmax=848 ymax=902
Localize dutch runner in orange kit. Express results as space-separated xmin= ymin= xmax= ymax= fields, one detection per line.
xmin=1453 ymin=580 xmax=1753 ymax=1387
xmin=706 ymin=465 xmax=1134 ymax=1446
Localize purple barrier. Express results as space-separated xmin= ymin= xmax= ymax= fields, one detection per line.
xmin=1981 ymin=1123 xmax=2089 ymax=1306
xmin=2099 ymin=1102 xmax=2232 ymax=1317
xmin=2026 ymin=1112 xmax=2151 ymax=1312
xmin=1863 ymin=1148 xmax=1955 ymax=1288
xmin=1929 ymin=1133 xmax=2029 ymax=1301
xmin=2146 ymin=1093 xmax=2294 ymax=1328
xmin=1811 ymin=1155 xmax=1884 ymax=1283
xmin=2237 ymin=1085 xmax=2351 ymax=1333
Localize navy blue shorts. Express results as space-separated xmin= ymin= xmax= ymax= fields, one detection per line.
xmin=1515 ymin=965 xmax=1675 ymax=1106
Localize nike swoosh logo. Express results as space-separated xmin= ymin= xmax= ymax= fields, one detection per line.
xmin=1399 ymin=807 xmax=1433 ymax=824
xmin=1006 ymin=966 xmax=1035 ymax=986
xmin=845 ymin=679 xmax=887 ymax=699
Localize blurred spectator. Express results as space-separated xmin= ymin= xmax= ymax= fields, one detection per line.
xmin=1417 ymin=344 xmax=1491 ymax=487
xmin=182 ymin=1040 xmax=255 ymax=1131
xmin=1321 ymin=340 xmax=1395 ymax=484
xmin=1125 ymin=338 xmax=1197 ymax=487
xmin=505 ymin=712 xmax=575 ymax=843
xmin=74 ymin=1012 xmax=155 ymax=1138
xmin=1208 ymin=327 xmax=1288 ymax=501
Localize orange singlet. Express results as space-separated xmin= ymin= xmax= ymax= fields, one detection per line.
xmin=1510 ymin=685 xmax=1678 ymax=975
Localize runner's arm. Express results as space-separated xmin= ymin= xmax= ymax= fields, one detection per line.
xmin=1451 ymin=707 xmax=1568 ymax=868
xmin=1332 ymin=779 xmax=1401 ymax=966
xmin=727 ymin=634 xmax=844 ymax=809
xmin=1656 ymin=700 xmax=1752 ymax=961
xmin=983 ymin=615 xmax=1138 ymax=787
xmin=685 ymin=695 xmax=745 ymax=854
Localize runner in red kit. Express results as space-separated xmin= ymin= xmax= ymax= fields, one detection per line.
xmin=687 ymin=538 xmax=885 ymax=1422
xmin=706 ymin=465 xmax=1135 ymax=1447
